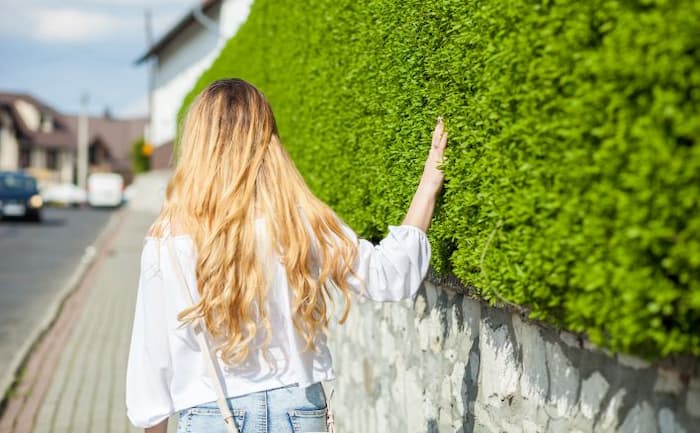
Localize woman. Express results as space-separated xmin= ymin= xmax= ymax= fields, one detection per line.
xmin=126 ymin=78 xmax=448 ymax=433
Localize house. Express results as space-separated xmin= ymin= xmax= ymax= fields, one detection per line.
xmin=0 ymin=91 xmax=146 ymax=186
xmin=0 ymin=92 xmax=77 ymax=184
xmin=63 ymin=114 xmax=147 ymax=185
xmin=135 ymin=0 xmax=253 ymax=169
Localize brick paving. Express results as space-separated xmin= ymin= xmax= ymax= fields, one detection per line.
xmin=0 ymin=207 xmax=179 ymax=433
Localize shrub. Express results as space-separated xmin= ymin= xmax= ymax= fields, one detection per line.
xmin=180 ymin=0 xmax=700 ymax=358
xmin=131 ymin=137 xmax=150 ymax=174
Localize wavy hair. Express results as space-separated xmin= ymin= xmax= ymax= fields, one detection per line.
xmin=149 ymin=78 xmax=359 ymax=366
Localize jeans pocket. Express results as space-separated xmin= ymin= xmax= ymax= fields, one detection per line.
xmin=287 ymin=407 xmax=328 ymax=433
xmin=185 ymin=406 xmax=246 ymax=433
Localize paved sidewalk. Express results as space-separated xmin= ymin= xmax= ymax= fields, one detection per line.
xmin=32 ymin=208 xmax=177 ymax=433
xmin=0 ymin=171 xmax=177 ymax=433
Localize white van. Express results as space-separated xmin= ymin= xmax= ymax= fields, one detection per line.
xmin=87 ymin=173 xmax=124 ymax=207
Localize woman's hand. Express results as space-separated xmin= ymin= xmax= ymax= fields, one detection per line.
xmin=401 ymin=117 xmax=449 ymax=233
xmin=419 ymin=117 xmax=448 ymax=197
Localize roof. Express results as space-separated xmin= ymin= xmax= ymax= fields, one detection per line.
xmin=0 ymin=91 xmax=147 ymax=167
xmin=0 ymin=91 xmax=76 ymax=149
xmin=63 ymin=115 xmax=147 ymax=171
xmin=135 ymin=0 xmax=222 ymax=64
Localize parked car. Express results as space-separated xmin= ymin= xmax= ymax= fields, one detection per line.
xmin=0 ymin=171 xmax=43 ymax=221
xmin=41 ymin=182 xmax=88 ymax=207
xmin=87 ymin=172 xmax=124 ymax=207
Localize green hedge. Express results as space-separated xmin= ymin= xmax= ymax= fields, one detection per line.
xmin=180 ymin=0 xmax=700 ymax=358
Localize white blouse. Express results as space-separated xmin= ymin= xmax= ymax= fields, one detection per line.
xmin=125 ymin=217 xmax=431 ymax=428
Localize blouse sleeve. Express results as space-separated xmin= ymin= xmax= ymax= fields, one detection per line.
xmin=125 ymin=240 xmax=175 ymax=428
xmin=337 ymin=221 xmax=432 ymax=302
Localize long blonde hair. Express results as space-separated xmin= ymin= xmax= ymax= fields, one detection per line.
xmin=150 ymin=78 xmax=359 ymax=366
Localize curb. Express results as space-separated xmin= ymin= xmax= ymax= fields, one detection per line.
xmin=0 ymin=208 xmax=125 ymax=404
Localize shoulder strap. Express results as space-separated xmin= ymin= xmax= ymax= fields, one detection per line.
xmin=166 ymin=236 xmax=240 ymax=433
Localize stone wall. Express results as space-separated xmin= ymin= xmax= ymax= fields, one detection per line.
xmin=327 ymin=278 xmax=700 ymax=433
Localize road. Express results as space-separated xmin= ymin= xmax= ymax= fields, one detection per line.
xmin=0 ymin=207 xmax=115 ymax=383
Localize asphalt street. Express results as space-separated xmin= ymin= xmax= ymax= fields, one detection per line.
xmin=0 ymin=207 xmax=115 ymax=382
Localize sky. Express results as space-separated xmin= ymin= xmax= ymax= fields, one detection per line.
xmin=0 ymin=0 xmax=197 ymax=118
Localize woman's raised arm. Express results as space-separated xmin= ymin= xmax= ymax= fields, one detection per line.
xmin=401 ymin=117 xmax=448 ymax=233
xmin=328 ymin=118 xmax=448 ymax=302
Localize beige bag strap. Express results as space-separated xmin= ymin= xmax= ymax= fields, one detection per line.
xmin=324 ymin=383 xmax=336 ymax=433
xmin=166 ymin=236 xmax=240 ymax=433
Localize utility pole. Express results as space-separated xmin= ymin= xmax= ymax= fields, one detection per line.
xmin=77 ymin=92 xmax=89 ymax=189
xmin=144 ymin=9 xmax=154 ymax=147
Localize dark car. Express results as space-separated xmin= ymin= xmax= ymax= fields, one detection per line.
xmin=0 ymin=171 xmax=43 ymax=222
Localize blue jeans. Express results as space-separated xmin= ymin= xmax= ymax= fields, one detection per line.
xmin=177 ymin=383 xmax=328 ymax=433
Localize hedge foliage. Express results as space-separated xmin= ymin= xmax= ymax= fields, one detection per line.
xmin=180 ymin=0 xmax=700 ymax=358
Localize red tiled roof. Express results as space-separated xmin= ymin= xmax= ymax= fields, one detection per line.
xmin=0 ymin=91 xmax=75 ymax=149
xmin=63 ymin=115 xmax=147 ymax=169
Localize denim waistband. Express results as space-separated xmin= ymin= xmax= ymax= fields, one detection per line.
xmin=181 ymin=382 xmax=328 ymax=433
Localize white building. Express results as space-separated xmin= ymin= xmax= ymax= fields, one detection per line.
xmin=135 ymin=0 xmax=253 ymax=168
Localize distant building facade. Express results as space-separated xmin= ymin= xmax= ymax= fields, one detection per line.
xmin=0 ymin=92 xmax=146 ymax=186
xmin=63 ymin=114 xmax=148 ymax=185
xmin=0 ymin=92 xmax=77 ymax=184
xmin=135 ymin=0 xmax=253 ymax=169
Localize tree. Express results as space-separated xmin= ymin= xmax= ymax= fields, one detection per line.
xmin=131 ymin=137 xmax=151 ymax=174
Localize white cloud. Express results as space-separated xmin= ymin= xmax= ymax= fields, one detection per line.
xmin=0 ymin=0 xmax=194 ymax=44
xmin=32 ymin=8 xmax=130 ymax=43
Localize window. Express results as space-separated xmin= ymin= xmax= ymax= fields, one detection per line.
xmin=39 ymin=112 xmax=53 ymax=132
xmin=89 ymin=143 xmax=97 ymax=164
xmin=19 ymin=149 xmax=30 ymax=168
xmin=0 ymin=172 xmax=36 ymax=191
xmin=46 ymin=149 xmax=58 ymax=170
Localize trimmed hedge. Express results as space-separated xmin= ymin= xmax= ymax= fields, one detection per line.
xmin=181 ymin=0 xmax=700 ymax=358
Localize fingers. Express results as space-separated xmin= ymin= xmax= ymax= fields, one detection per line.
xmin=432 ymin=116 xmax=447 ymax=152
xmin=438 ymin=127 xmax=448 ymax=150
xmin=432 ymin=117 xmax=444 ymax=149
xmin=434 ymin=116 xmax=444 ymax=135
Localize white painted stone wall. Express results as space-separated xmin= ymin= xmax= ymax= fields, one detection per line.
xmin=126 ymin=169 xmax=170 ymax=214
xmin=149 ymin=0 xmax=253 ymax=147
xmin=328 ymin=279 xmax=700 ymax=433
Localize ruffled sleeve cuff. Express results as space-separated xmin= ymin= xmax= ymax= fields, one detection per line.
xmin=348 ymin=223 xmax=432 ymax=301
